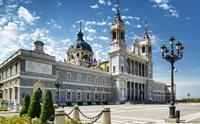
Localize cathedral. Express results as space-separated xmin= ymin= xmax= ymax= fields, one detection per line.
xmin=0 ymin=2 xmax=171 ymax=105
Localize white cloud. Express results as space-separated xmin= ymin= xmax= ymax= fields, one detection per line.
xmin=17 ymin=6 xmax=39 ymax=24
xmin=46 ymin=19 xmax=62 ymax=29
xmin=102 ymin=28 xmax=107 ymax=33
xmin=90 ymin=4 xmax=99 ymax=9
xmin=85 ymin=21 xmax=96 ymax=26
xmin=107 ymin=1 xmax=111 ymax=6
xmin=0 ymin=0 xmax=3 ymax=5
xmin=151 ymin=0 xmax=179 ymax=18
xmin=0 ymin=17 xmax=8 ymax=26
xmin=84 ymin=27 xmax=96 ymax=33
xmin=134 ymin=17 xmax=140 ymax=20
xmin=125 ymin=21 xmax=130 ymax=25
xmin=135 ymin=24 xmax=141 ymax=28
xmin=97 ymin=21 xmax=107 ymax=26
xmin=121 ymin=16 xmax=133 ymax=20
xmin=92 ymin=43 xmax=108 ymax=61
xmin=98 ymin=36 xmax=109 ymax=41
xmin=99 ymin=0 xmax=106 ymax=5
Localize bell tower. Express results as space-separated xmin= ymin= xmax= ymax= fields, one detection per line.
xmin=141 ymin=21 xmax=152 ymax=62
xmin=109 ymin=0 xmax=126 ymax=53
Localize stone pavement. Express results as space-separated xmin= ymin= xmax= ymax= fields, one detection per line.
xmin=0 ymin=103 xmax=200 ymax=123
xmin=63 ymin=103 xmax=200 ymax=124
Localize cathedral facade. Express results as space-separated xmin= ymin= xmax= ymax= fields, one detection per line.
xmin=0 ymin=4 xmax=171 ymax=105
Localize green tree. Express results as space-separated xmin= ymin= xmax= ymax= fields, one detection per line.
xmin=40 ymin=90 xmax=55 ymax=123
xmin=28 ymin=89 xmax=41 ymax=118
xmin=20 ymin=94 xmax=30 ymax=116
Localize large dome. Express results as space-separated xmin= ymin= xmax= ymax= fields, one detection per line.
xmin=68 ymin=39 xmax=92 ymax=52
xmin=67 ymin=30 xmax=93 ymax=53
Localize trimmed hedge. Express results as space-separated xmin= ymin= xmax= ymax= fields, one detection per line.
xmin=66 ymin=101 xmax=72 ymax=106
xmin=28 ymin=89 xmax=41 ymax=118
xmin=20 ymin=94 xmax=30 ymax=116
xmin=0 ymin=106 xmax=8 ymax=111
xmin=96 ymin=101 xmax=100 ymax=105
xmin=102 ymin=101 xmax=108 ymax=105
xmin=40 ymin=90 xmax=55 ymax=123
xmin=0 ymin=115 xmax=31 ymax=124
xmin=87 ymin=101 xmax=92 ymax=105
xmin=77 ymin=101 xmax=83 ymax=106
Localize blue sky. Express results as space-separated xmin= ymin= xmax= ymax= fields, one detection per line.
xmin=0 ymin=0 xmax=199 ymax=99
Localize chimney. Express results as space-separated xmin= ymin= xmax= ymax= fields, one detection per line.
xmin=33 ymin=41 xmax=45 ymax=54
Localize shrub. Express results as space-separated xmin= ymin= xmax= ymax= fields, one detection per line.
xmin=40 ymin=90 xmax=55 ymax=123
xmin=102 ymin=101 xmax=108 ymax=105
xmin=0 ymin=115 xmax=31 ymax=124
xmin=66 ymin=101 xmax=72 ymax=106
xmin=96 ymin=101 xmax=100 ymax=105
xmin=77 ymin=101 xmax=83 ymax=106
xmin=87 ymin=101 xmax=92 ymax=105
xmin=20 ymin=94 xmax=30 ymax=116
xmin=28 ymin=89 xmax=41 ymax=118
xmin=0 ymin=106 xmax=8 ymax=111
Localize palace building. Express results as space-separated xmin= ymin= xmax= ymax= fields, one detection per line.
xmin=0 ymin=3 xmax=171 ymax=105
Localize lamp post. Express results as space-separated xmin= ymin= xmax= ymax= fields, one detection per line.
xmin=187 ymin=93 xmax=190 ymax=102
xmin=55 ymin=79 xmax=62 ymax=106
xmin=161 ymin=36 xmax=184 ymax=118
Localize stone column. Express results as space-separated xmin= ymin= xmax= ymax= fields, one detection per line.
xmin=130 ymin=82 xmax=132 ymax=100
xmin=138 ymin=83 xmax=140 ymax=100
xmin=73 ymin=105 xmax=80 ymax=121
xmin=103 ymin=108 xmax=111 ymax=124
xmin=133 ymin=82 xmax=135 ymax=100
xmin=54 ymin=109 xmax=66 ymax=124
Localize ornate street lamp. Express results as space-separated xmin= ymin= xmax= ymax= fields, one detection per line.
xmin=55 ymin=79 xmax=62 ymax=106
xmin=161 ymin=36 xmax=184 ymax=118
xmin=187 ymin=93 xmax=190 ymax=102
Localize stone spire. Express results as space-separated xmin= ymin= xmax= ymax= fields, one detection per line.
xmin=143 ymin=20 xmax=150 ymax=39
xmin=77 ymin=21 xmax=83 ymax=41
xmin=114 ymin=0 xmax=123 ymax=24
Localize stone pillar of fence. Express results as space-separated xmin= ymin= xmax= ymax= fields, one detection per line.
xmin=103 ymin=107 xmax=111 ymax=124
xmin=54 ymin=109 xmax=66 ymax=124
xmin=14 ymin=102 xmax=19 ymax=112
xmin=73 ymin=105 xmax=80 ymax=121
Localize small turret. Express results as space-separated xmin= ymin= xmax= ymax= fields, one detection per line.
xmin=33 ymin=41 xmax=45 ymax=54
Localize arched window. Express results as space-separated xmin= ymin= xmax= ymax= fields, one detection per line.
xmin=113 ymin=31 xmax=116 ymax=40
xmin=77 ymin=53 xmax=79 ymax=57
xmin=121 ymin=32 xmax=124 ymax=40
xmin=142 ymin=46 xmax=145 ymax=53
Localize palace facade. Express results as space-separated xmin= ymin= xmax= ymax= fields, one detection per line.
xmin=0 ymin=3 xmax=172 ymax=105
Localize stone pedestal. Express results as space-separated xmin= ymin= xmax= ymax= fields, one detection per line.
xmin=72 ymin=105 xmax=80 ymax=121
xmin=54 ymin=109 xmax=65 ymax=124
xmin=14 ymin=102 xmax=20 ymax=112
xmin=103 ymin=108 xmax=111 ymax=124
xmin=165 ymin=117 xmax=180 ymax=123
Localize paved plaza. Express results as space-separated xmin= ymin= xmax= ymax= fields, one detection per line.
xmin=63 ymin=103 xmax=200 ymax=124
xmin=0 ymin=103 xmax=200 ymax=123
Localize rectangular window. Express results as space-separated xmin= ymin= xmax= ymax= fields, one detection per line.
xmin=113 ymin=31 xmax=116 ymax=40
xmin=86 ymin=92 xmax=90 ymax=101
xmin=6 ymin=69 xmax=8 ymax=78
xmin=67 ymin=72 xmax=71 ymax=80
xmin=102 ymin=78 xmax=105 ymax=84
xmin=66 ymin=91 xmax=71 ymax=101
xmin=10 ymin=66 xmax=12 ymax=76
xmin=0 ymin=74 xmax=1 ymax=81
xmin=95 ymin=77 xmax=98 ymax=84
xmin=102 ymin=93 xmax=106 ymax=101
xmin=77 ymin=92 xmax=82 ymax=101
xmin=121 ymin=66 xmax=123 ymax=72
xmin=77 ymin=74 xmax=81 ymax=81
xmin=94 ymin=93 xmax=98 ymax=101
xmin=15 ymin=63 xmax=18 ymax=74
xmin=87 ymin=75 xmax=90 ymax=83
xmin=113 ymin=66 xmax=115 ymax=72
xmin=15 ymin=88 xmax=18 ymax=99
